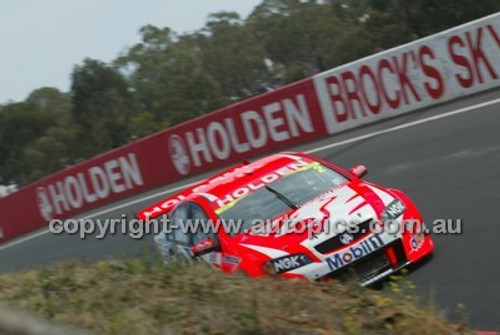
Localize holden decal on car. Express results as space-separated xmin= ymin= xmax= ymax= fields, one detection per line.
xmin=138 ymin=152 xmax=434 ymax=286
xmin=339 ymin=232 xmax=354 ymax=245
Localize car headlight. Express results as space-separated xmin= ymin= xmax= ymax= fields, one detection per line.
xmin=381 ymin=198 xmax=406 ymax=221
xmin=263 ymin=253 xmax=313 ymax=275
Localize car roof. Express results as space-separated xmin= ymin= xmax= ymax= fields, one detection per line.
xmin=190 ymin=152 xmax=315 ymax=201
xmin=136 ymin=152 xmax=318 ymax=220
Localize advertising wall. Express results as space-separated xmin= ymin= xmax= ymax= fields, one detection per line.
xmin=1 ymin=13 xmax=499 ymax=244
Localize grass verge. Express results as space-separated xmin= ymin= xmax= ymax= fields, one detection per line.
xmin=0 ymin=256 xmax=471 ymax=335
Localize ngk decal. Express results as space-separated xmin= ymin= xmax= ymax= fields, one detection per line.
xmin=169 ymin=94 xmax=314 ymax=174
xmin=35 ymin=153 xmax=144 ymax=220
xmin=274 ymin=256 xmax=300 ymax=272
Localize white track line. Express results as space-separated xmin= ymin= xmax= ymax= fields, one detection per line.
xmin=1 ymin=96 xmax=500 ymax=251
xmin=307 ymin=97 xmax=500 ymax=154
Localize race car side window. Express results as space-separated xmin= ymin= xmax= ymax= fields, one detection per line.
xmin=170 ymin=203 xmax=190 ymax=245
xmin=162 ymin=214 xmax=173 ymax=241
xmin=190 ymin=203 xmax=215 ymax=245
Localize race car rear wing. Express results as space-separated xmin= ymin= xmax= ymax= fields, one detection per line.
xmin=136 ymin=162 xmax=249 ymax=221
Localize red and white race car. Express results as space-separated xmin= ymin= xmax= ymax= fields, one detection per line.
xmin=137 ymin=152 xmax=434 ymax=286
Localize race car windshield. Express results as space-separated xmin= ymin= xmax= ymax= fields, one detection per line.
xmin=216 ymin=162 xmax=348 ymax=235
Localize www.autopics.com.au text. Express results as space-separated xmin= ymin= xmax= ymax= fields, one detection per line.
xmin=48 ymin=215 xmax=463 ymax=240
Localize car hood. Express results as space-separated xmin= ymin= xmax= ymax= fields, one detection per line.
xmin=233 ymin=181 xmax=397 ymax=257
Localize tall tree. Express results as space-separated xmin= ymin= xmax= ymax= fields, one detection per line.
xmin=184 ymin=12 xmax=269 ymax=99
xmin=373 ymin=0 xmax=500 ymax=38
xmin=0 ymin=102 xmax=52 ymax=183
xmin=71 ymin=58 xmax=136 ymax=157
xmin=116 ymin=25 xmax=228 ymax=127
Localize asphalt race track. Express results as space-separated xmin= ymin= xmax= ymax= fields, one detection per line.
xmin=1 ymin=88 xmax=500 ymax=330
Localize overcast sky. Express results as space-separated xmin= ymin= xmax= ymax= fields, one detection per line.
xmin=0 ymin=0 xmax=262 ymax=104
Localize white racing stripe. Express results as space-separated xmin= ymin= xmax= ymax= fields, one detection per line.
xmin=1 ymin=96 xmax=500 ymax=251
xmin=365 ymin=185 xmax=395 ymax=206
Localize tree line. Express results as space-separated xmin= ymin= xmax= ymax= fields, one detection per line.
xmin=1 ymin=0 xmax=498 ymax=185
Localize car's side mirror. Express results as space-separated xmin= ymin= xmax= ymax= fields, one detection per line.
xmin=349 ymin=164 xmax=368 ymax=178
xmin=192 ymin=237 xmax=219 ymax=257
